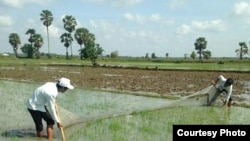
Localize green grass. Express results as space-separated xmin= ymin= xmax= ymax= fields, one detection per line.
xmin=1 ymin=56 xmax=250 ymax=71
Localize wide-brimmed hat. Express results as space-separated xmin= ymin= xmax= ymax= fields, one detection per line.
xmin=58 ymin=77 xmax=74 ymax=89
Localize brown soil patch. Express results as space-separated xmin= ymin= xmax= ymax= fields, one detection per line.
xmin=0 ymin=65 xmax=249 ymax=99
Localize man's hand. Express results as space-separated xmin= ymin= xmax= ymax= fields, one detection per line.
xmin=57 ymin=122 xmax=63 ymax=128
xmin=211 ymin=80 xmax=216 ymax=86
xmin=223 ymin=101 xmax=228 ymax=107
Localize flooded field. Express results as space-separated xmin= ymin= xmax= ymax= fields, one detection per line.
xmin=0 ymin=80 xmax=250 ymax=141
xmin=0 ymin=65 xmax=250 ymax=141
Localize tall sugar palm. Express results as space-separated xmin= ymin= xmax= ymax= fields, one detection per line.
xmin=8 ymin=33 xmax=21 ymax=58
xmin=40 ymin=10 xmax=53 ymax=57
xmin=60 ymin=33 xmax=73 ymax=59
xmin=74 ymin=27 xmax=95 ymax=59
xmin=62 ymin=15 xmax=77 ymax=57
xmin=33 ymin=34 xmax=44 ymax=59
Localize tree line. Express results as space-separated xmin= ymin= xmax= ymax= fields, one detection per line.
xmin=8 ymin=10 xmax=249 ymax=63
xmin=191 ymin=37 xmax=249 ymax=60
xmin=8 ymin=10 xmax=104 ymax=65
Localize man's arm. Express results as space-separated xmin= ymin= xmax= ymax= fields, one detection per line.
xmin=55 ymin=101 xmax=63 ymax=128
xmin=211 ymin=77 xmax=219 ymax=86
xmin=223 ymin=86 xmax=233 ymax=107
xmin=47 ymin=96 xmax=60 ymax=124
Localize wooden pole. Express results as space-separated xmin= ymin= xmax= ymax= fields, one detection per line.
xmin=55 ymin=101 xmax=66 ymax=141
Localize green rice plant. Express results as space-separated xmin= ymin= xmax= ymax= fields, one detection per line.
xmin=1 ymin=80 xmax=250 ymax=141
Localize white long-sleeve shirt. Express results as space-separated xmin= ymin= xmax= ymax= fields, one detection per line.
xmin=216 ymin=75 xmax=233 ymax=102
xmin=26 ymin=82 xmax=60 ymax=123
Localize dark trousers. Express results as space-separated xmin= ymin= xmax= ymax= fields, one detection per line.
xmin=28 ymin=106 xmax=55 ymax=131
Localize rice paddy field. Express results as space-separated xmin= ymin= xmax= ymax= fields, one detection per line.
xmin=0 ymin=58 xmax=250 ymax=141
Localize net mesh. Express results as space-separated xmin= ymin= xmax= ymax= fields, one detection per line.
xmin=169 ymin=85 xmax=224 ymax=107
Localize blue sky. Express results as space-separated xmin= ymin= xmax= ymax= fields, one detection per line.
xmin=1 ymin=0 xmax=250 ymax=57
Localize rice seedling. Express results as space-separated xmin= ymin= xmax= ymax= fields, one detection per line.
xmin=0 ymin=80 xmax=249 ymax=141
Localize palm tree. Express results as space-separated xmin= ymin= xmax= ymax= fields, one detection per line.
xmin=33 ymin=34 xmax=44 ymax=59
xmin=40 ymin=10 xmax=53 ymax=58
xmin=60 ymin=33 xmax=73 ymax=59
xmin=236 ymin=42 xmax=248 ymax=60
xmin=25 ymin=29 xmax=36 ymax=47
xmin=74 ymin=27 xmax=95 ymax=59
xmin=62 ymin=15 xmax=77 ymax=57
xmin=8 ymin=33 xmax=21 ymax=58
xmin=194 ymin=37 xmax=207 ymax=60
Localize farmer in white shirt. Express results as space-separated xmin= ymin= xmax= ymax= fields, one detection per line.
xmin=208 ymin=75 xmax=234 ymax=107
xmin=26 ymin=77 xmax=74 ymax=140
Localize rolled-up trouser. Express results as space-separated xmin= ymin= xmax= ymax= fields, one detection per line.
xmin=27 ymin=106 xmax=55 ymax=131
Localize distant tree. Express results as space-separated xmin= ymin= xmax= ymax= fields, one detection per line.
xmin=8 ymin=33 xmax=21 ymax=58
xmin=166 ymin=53 xmax=169 ymax=58
xmin=25 ymin=29 xmax=36 ymax=47
xmin=40 ymin=10 xmax=53 ymax=58
xmin=194 ymin=37 xmax=207 ymax=60
xmin=151 ymin=53 xmax=156 ymax=58
xmin=236 ymin=42 xmax=248 ymax=59
xmin=184 ymin=54 xmax=189 ymax=59
xmin=202 ymin=50 xmax=212 ymax=59
xmin=74 ymin=27 xmax=95 ymax=59
xmin=21 ymin=43 xmax=33 ymax=58
xmin=33 ymin=34 xmax=44 ymax=59
xmin=110 ymin=50 xmax=119 ymax=58
xmin=60 ymin=33 xmax=73 ymax=59
xmin=86 ymin=42 xmax=104 ymax=65
xmin=190 ymin=51 xmax=196 ymax=60
xmin=62 ymin=15 xmax=77 ymax=57
xmin=145 ymin=53 xmax=149 ymax=58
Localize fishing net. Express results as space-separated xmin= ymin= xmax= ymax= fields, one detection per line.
xmin=0 ymin=80 xmax=82 ymax=140
xmin=168 ymin=85 xmax=225 ymax=107
xmin=1 ymin=106 xmax=81 ymax=139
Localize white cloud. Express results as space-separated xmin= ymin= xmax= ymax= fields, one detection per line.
xmin=48 ymin=25 xmax=60 ymax=37
xmin=123 ymin=13 xmax=147 ymax=24
xmin=176 ymin=19 xmax=227 ymax=36
xmin=0 ymin=15 xmax=13 ymax=26
xmin=80 ymin=0 xmax=105 ymax=4
xmin=123 ymin=13 xmax=134 ymax=21
xmin=90 ymin=20 xmax=99 ymax=28
xmin=191 ymin=20 xmax=227 ymax=31
xmin=1 ymin=0 xmax=52 ymax=8
xmin=176 ymin=24 xmax=191 ymax=35
xmin=80 ymin=0 xmax=143 ymax=7
xmin=111 ymin=0 xmax=143 ymax=7
xmin=234 ymin=1 xmax=250 ymax=16
xmin=1 ymin=0 xmax=22 ymax=8
xmin=169 ymin=0 xmax=187 ymax=10
xmin=150 ymin=14 xmax=161 ymax=22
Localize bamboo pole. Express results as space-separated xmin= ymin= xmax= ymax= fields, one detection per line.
xmin=55 ymin=101 xmax=66 ymax=141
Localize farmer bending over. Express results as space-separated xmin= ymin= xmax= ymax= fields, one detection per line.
xmin=26 ymin=77 xmax=74 ymax=140
xmin=208 ymin=75 xmax=234 ymax=107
